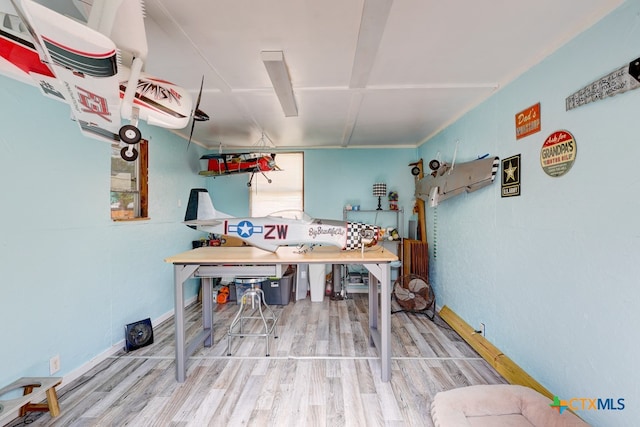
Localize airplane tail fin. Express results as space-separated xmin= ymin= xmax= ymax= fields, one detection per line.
xmin=184 ymin=188 xmax=232 ymax=229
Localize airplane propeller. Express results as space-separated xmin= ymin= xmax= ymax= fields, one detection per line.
xmin=270 ymin=153 xmax=283 ymax=171
xmin=187 ymin=76 xmax=210 ymax=151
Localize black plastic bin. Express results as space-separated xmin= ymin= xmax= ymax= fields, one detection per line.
xmin=262 ymin=273 xmax=293 ymax=305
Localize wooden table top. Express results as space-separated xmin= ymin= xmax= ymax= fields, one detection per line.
xmin=165 ymin=245 xmax=398 ymax=265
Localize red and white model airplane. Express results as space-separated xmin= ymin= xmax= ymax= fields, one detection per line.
xmin=0 ymin=0 xmax=208 ymax=161
xmin=199 ymin=153 xmax=280 ymax=186
xmin=185 ymin=189 xmax=380 ymax=253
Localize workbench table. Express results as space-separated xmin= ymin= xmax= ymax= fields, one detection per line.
xmin=165 ymin=245 xmax=398 ymax=382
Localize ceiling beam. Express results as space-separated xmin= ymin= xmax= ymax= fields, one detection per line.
xmin=349 ymin=0 xmax=394 ymax=89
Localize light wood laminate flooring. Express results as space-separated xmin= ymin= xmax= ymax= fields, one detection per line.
xmin=8 ymin=294 xmax=506 ymax=426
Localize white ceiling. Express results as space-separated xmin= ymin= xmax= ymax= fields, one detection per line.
xmin=91 ymin=1 xmax=632 ymax=150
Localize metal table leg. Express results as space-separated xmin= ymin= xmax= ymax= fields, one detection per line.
xmin=174 ymin=264 xmax=198 ymax=383
xmin=363 ymin=262 xmax=391 ymax=382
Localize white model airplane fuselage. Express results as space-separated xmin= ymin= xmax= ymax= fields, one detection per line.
xmin=0 ymin=0 xmax=207 ymax=161
xmin=185 ymin=189 xmax=380 ymax=253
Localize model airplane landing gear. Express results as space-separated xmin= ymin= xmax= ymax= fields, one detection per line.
xmin=119 ymin=124 xmax=142 ymax=145
xmin=246 ymin=171 xmax=273 ymax=187
xmin=118 ymin=112 xmax=141 ymax=161
xmin=120 ymin=144 xmax=139 ymax=162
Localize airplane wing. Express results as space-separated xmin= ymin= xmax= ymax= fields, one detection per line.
xmin=17 ymin=0 xmax=122 ymax=142
xmin=199 ymin=153 xmax=248 ymax=176
xmin=200 ymin=153 xmax=271 ymax=159
xmin=416 ymin=156 xmax=500 ymax=206
xmin=184 ymin=219 xmax=224 ymax=227
xmin=81 ymin=0 xmax=148 ymax=67
xmin=243 ymin=240 xmax=279 ymax=253
xmin=0 ymin=10 xmax=43 ymax=84
xmin=0 ymin=7 xmax=68 ymax=102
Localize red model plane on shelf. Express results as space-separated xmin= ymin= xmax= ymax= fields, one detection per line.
xmin=199 ymin=153 xmax=280 ymax=186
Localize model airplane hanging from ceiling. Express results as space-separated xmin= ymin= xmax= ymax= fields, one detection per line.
xmin=184 ymin=188 xmax=380 ymax=253
xmin=0 ymin=0 xmax=208 ymax=161
xmin=414 ymin=155 xmax=500 ymax=206
xmin=199 ymin=153 xmax=280 ymax=187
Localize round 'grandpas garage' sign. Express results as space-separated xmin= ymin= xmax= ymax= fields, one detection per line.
xmin=540 ymin=130 xmax=577 ymax=177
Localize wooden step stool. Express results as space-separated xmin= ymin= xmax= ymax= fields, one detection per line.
xmin=0 ymin=377 xmax=62 ymax=425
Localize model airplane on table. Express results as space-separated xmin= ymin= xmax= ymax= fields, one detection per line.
xmin=414 ymin=155 xmax=500 ymax=206
xmin=184 ymin=188 xmax=380 ymax=253
xmin=0 ymin=0 xmax=209 ymax=161
xmin=199 ymin=153 xmax=280 ymax=187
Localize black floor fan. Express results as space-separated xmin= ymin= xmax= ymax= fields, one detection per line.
xmin=124 ymin=318 xmax=154 ymax=352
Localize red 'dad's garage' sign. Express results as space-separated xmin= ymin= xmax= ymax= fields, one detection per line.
xmin=540 ymin=130 xmax=577 ymax=177
xmin=515 ymin=103 xmax=541 ymax=140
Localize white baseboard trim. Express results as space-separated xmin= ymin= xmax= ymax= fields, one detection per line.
xmin=57 ymin=295 xmax=197 ymax=391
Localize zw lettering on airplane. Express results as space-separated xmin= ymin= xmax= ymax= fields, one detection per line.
xmin=264 ymin=224 xmax=288 ymax=240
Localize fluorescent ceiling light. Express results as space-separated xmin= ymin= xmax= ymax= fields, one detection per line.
xmin=261 ymin=50 xmax=298 ymax=117
xmin=349 ymin=0 xmax=394 ymax=88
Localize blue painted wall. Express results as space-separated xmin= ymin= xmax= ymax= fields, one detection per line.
xmin=1 ymin=1 xmax=638 ymax=424
xmin=304 ymin=148 xmax=416 ymax=223
xmin=203 ymin=148 xmax=418 ymax=230
xmin=0 ymin=79 xmax=419 ymax=395
xmin=0 ymin=77 xmax=205 ymax=388
xmin=418 ymin=1 xmax=639 ymax=425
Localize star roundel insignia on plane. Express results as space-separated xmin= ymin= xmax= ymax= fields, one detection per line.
xmin=233 ymin=220 xmax=263 ymax=237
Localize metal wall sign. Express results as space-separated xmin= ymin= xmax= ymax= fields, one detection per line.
xmin=501 ymin=154 xmax=521 ymax=197
xmin=515 ymin=103 xmax=541 ymax=140
xmin=566 ymin=57 xmax=640 ymax=111
xmin=540 ymin=130 xmax=577 ymax=177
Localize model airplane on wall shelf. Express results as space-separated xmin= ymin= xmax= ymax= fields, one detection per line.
xmin=184 ymin=188 xmax=380 ymax=253
xmin=0 ymin=0 xmax=209 ymax=161
xmin=414 ymin=154 xmax=500 ymax=206
xmin=199 ymin=153 xmax=280 ymax=187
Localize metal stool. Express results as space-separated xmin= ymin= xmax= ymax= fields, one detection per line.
xmin=227 ymin=282 xmax=278 ymax=356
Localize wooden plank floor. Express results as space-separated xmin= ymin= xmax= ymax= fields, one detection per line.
xmin=8 ymin=294 xmax=506 ymax=427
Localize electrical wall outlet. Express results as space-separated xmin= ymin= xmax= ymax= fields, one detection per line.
xmin=480 ymin=323 xmax=486 ymax=337
xmin=50 ymin=355 xmax=60 ymax=375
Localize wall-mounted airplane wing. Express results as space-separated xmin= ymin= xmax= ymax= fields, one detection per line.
xmin=415 ymin=156 xmax=500 ymax=206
